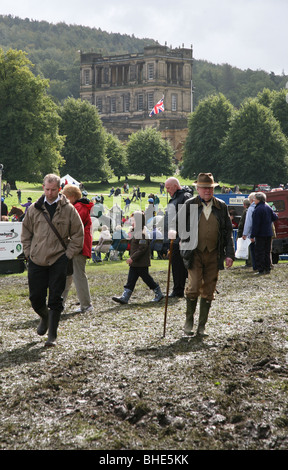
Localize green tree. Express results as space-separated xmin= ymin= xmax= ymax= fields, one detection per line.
xmin=105 ymin=132 xmax=128 ymax=179
xmin=181 ymin=93 xmax=234 ymax=180
xmin=257 ymin=88 xmax=288 ymax=138
xmin=126 ymin=127 xmax=174 ymax=182
xmin=59 ymin=97 xmax=110 ymax=181
xmin=0 ymin=48 xmax=64 ymax=186
xmin=220 ymin=98 xmax=288 ymax=186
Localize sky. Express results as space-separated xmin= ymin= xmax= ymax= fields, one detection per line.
xmin=1 ymin=0 xmax=288 ymax=75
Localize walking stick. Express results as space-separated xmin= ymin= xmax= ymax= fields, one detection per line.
xmin=163 ymin=238 xmax=174 ymax=337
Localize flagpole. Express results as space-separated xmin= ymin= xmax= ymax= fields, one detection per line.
xmin=191 ymin=80 xmax=193 ymax=113
xmin=191 ymin=44 xmax=194 ymax=113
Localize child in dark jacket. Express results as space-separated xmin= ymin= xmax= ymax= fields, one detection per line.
xmin=112 ymin=211 xmax=164 ymax=304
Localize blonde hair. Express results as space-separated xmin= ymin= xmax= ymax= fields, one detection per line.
xmin=62 ymin=184 xmax=82 ymax=200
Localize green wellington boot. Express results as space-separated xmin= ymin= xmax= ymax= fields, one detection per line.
xmin=183 ymin=298 xmax=198 ymax=335
xmin=197 ymin=298 xmax=211 ymax=336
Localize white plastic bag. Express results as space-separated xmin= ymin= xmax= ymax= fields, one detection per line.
xmin=109 ymin=250 xmax=119 ymax=261
xmin=235 ymin=237 xmax=251 ymax=259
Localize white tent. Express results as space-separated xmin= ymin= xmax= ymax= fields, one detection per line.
xmin=60 ymin=174 xmax=80 ymax=187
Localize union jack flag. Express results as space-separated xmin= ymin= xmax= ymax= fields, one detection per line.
xmin=149 ymin=96 xmax=164 ymax=117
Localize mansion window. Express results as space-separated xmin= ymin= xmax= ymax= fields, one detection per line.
xmin=84 ymin=69 xmax=90 ymax=86
xmin=130 ymin=65 xmax=137 ymax=81
xmin=104 ymin=67 xmax=109 ymax=84
xmin=137 ymin=94 xmax=144 ymax=111
xmin=148 ymin=63 xmax=154 ymax=80
xmin=96 ymin=97 xmax=103 ymax=114
xmin=147 ymin=92 xmax=154 ymax=111
xmin=123 ymin=94 xmax=130 ymax=112
xmin=111 ymin=97 xmax=116 ymax=113
xmin=172 ymin=94 xmax=177 ymax=112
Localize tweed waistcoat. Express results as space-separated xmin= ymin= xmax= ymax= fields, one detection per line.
xmin=197 ymin=211 xmax=219 ymax=252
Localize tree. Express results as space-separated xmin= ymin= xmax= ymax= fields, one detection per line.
xmin=59 ymin=97 xmax=110 ymax=181
xmin=181 ymin=94 xmax=234 ymax=180
xmin=0 ymin=48 xmax=64 ymax=186
xmin=257 ymin=88 xmax=288 ymax=138
xmin=126 ymin=127 xmax=174 ymax=182
xmin=105 ymin=132 xmax=128 ymax=179
xmin=220 ymin=98 xmax=288 ymax=186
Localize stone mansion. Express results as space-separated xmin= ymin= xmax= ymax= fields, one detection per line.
xmin=80 ymin=44 xmax=193 ymax=160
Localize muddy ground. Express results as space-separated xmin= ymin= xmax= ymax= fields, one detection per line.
xmin=0 ymin=261 xmax=288 ymax=451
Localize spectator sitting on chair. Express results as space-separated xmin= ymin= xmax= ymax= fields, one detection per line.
xmin=90 ymin=196 xmax=104 ymax=218
xmin=114 ymin=187 xmax=121 ymax=197
xmin=105 ymin=225 xmax=128 ymax=260
xmin=108 ymin=187 xmax=115 ymax=197
xmin=93 ymin=225 xmax=112 ymax=262
xmin=145 ymin=198 xmax=156 ymax=224
xmin=148 ymin=225 xmax=163 ymax=259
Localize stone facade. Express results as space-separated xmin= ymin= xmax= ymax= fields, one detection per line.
xmin=80 ymin=44 xmax=193 ymax=160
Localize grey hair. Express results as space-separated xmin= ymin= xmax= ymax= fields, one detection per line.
xmin=243 ymin=198 xmax=250 ymax=208
xmin=255 ymin=192 xmax=266 ymax=203
xmin=165 ymin=177 xmax=181 ymax=188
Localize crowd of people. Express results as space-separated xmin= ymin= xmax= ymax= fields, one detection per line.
xmin=0 ymin=173 xmax=280 ymax=347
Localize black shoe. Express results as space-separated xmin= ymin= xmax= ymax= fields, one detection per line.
xmin=168 ymin=292 xmax=184 ymax=298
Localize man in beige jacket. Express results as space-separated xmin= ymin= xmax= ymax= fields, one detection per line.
xmin=21 ymin=174 xmax=84 ymax=347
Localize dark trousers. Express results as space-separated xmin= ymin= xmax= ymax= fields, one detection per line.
xmin=28 ymin=254 xmax=68 ymax=313
xmin=249 ymin=241 xmax=256 ymax=270
xmin=125 ymin=266 xmax=158 ymax=292
xmin=255 ymin=236 xmax=272 ymax=273
xmin=171 ymin=243 xmax=187 ymax=295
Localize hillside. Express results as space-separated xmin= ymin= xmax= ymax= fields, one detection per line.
xmin=0 ymin=14 xmax=287 ymax=106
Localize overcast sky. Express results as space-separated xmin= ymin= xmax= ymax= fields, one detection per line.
xmin=1 ymin=0 xmax=287 ymax=74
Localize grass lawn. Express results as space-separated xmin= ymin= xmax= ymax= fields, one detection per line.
xmin=2 ymin=175 xmax=174 ymax=215
xmin=2 ymin=174 xmax=253 ymax=217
